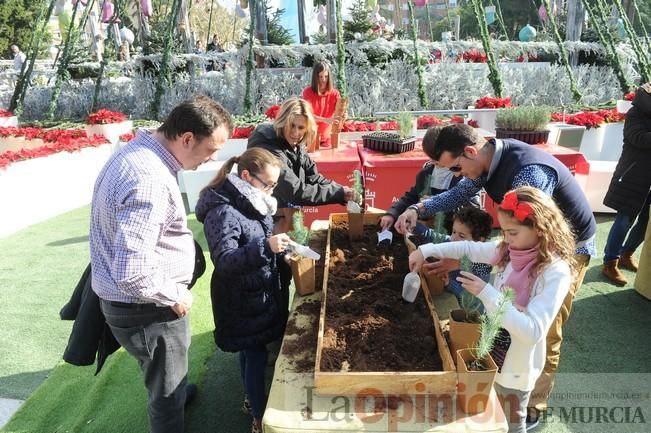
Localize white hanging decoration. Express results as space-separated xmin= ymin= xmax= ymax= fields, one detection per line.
xmin=317 ymin=5 xmax=327 ymax=26
xmin=120 ymin=26 xmax=135 ymax=44
xmin=54 ymin=0 xmax=67 ymax=16
xmin=236 ymin=2 xmax=249 ymax=18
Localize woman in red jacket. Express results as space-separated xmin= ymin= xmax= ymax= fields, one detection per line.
xmin=302 ymin=61 xmax=343 ymax=149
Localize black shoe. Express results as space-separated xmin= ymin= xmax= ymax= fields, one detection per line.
xmin=525 ymin=408 xmax=541 ymax=431
xmin=184 ymin=383 xmax=198 ymax=406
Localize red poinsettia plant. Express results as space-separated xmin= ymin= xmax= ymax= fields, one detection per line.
xmin=467 ymin=119 xmax=480 ymax=128
xmin=265 ymin=105 xmax=281 ymax=120
xmin=119 ymin=133 xmax=135 ymax=142
xmin=0 ymin=109 xmax=13 ymax=117
xmin=624 ymin=92 xmax=635 ymax=101
xmin=461 ymin=49 xmax=487 ymax=63
xmin=232 ymin=126 xmax=255 ymax=139
xmin=475 ymin=96 xmax=512 ymax=109
xmin=417 ymin=115 xmax=444 ymax=129
xmin=86 ymin=109 xmax=127 ymax=125
xmin=554 ymin=109 xmax=625 ymax=129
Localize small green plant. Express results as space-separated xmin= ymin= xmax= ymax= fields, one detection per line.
xmin=396 ymin=111 xmax=414 ymax=139
xmin=457 ymin=254 xmax=484 ymax=322
xmin=288 ymin=211 xmax=310 ymax=246
xmin=472 ymin=287 xmax=515 ymax=370
xmin=423 ymin=212 xmax=447 ymax=244
xmin=352 ymin=169 xmax=364 ymax=207
xmin=495 ymin=106 xmax=551 ymax=131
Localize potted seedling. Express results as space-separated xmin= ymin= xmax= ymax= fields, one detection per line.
xmin=347 ymin=169 xmax=365 ymax=241
xmin=404 ymin=212 xmax=449 ymax=296
xmin=448 ymin=254 xmax=484 ymax=355
xmin=288 ymin=211 xmax=316 ymax=296
xmin=361 ymin=111 xmax=417 ymax=154
xmin=456 ymin=288 xmax=514 ymax=415
xmin=495 ymin=105 xmax=552 ymax=145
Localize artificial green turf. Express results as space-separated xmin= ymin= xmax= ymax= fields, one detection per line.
xmin=2 ymin=211 xmax=650 ymax=433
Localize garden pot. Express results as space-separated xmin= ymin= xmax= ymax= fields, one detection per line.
xmin=289 ymin=255 xmax=316 ymax=296
xmin=548 ymin=123 xmax=585 ymax=150
xmin=448 ymin=309 xmax=481 ymax=357
xmin=467 ymin=108 xmax=497 ymax=134
xmin=495 ymin=128 xmax=550 ymax=145
xmin=85 ymin=120 xmax=133 ymax=147
xmin=456 ymin=348 xmax=498 ymax=415
xmin=404 ymin=235 xmax=446 ymax=297
xmin=579 ymin=127 xmax=605 ymax=160
xmin=347 ymin=211 xmax=364 ymax=241
xmin=599 ymin=122 xmax=624 ymax=161
xmin=616 ymin=99 xmax=632 ymax=114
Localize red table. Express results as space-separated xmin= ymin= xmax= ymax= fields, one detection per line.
xmin=302 ymin=142 xmax=361 ymax=227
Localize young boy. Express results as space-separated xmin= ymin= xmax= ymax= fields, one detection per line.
xmin=446 ymin=206 xmax=493 ymax=301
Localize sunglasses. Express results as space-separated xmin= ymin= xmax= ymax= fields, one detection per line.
xmin=448 ymin=154 xmax=464 ymax=173
xmin=251 ymin=172 xmax=278 ymax=191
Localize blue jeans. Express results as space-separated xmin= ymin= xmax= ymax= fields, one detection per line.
xmin=239 ymin=346 xmax=268 ymax=419
xmin=603 ymin=193 xmax=651 ymax=262
xmin=101 ymin=300 xmax=190 ymax=433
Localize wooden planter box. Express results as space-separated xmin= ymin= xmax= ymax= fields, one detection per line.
xmin=362 ymin=132 xmax=416 ymax=154
xmin=314 ymin=212 xmax=457 ymax=396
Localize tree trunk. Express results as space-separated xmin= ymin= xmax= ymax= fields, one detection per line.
xmin=326 ymin=0 xmax=336 ymax=43
xmin=566 ymin=0 xmax=585 ymax=66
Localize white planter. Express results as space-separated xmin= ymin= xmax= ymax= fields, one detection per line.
xmin=616 ymin=100 xmax=632 ymax=114
xmin=547 ymin=123 xmax=585 ymax=150
xmin=85 ymin=120 xmax=133 ymax=147
xmin=467 ymin=107 xmax=497 ymax=134
xmin=0 ymin=144 xmax=114 ymax=238
xmin=0 ymin=116 xmax=18 ymax=127
xmin=579 ymin=127 xmax=605 ymax=160
xmin=599 ymin=122 xmax=625 ymax=161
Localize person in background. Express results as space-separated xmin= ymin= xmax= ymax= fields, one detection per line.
xmin=11 ymin=45 xmax=26 ymax=71
xmin=380 ymin=126 xmax=480 ymax=231
xmin=301 ymin=61 xmax=343 ymax=149
xmin=90 ymin=95 xmax=232 ymax=433
xmin=194 ymin=39 xmax=204 ymax=54
xmin=395 ymin=123 xmax=596 ymax=429
xmin=196 ymin=148 xmax=289 ymax=433
xmin=601 ymin=83 xmax=651 ymax=286
xmin=207 ymin=34 xmax=224 ymax=52
xmin=410 ymin=187 xmax=576 ymax=433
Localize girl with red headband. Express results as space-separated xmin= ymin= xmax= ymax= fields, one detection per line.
xmin=409 ymin=186 xmax=576 ymax=433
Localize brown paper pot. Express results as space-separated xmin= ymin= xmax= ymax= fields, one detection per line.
xmin=330 ymin=132 xmax=340 ymax=149
xmin=348 ymin=212 xmax=364 ymax=241
xmin=290 ymin=255 xmax=315 ymax=296
xmin=449 ymin=309 xmax=481 ymax=357
xmin=422 ymin=265 xmax=445 ymax=296
xmin=456 ymin=348 xmax=498 ymax=415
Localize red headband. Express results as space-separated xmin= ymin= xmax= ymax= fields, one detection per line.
xmin=500 ymin=191 xmax=533 ymax=222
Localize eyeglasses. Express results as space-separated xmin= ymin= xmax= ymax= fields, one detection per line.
xmin=251 ymin=172 xmax=278 ymax=191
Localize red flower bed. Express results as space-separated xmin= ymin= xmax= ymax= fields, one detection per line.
xmin=86 ymin=109 xmax=127 ymax=125
xmin=232 ymin=126 xmax=255 ymax=139
xmin=467 ymin=119 xmax=480 ymax=128
xmin=0 ymin=109 xmax=13 ymax=117
xmin=119 ymin=133 xmax=135 ymax=142
xmin=265 ymin=105 xmax=281 ymax=120
xmin=552 ymin=108 xmax=625 ymax=129
xmin=450 ymin=115 xmax=465 ymax=124
xmin=461 ymin=49 xmax=487 ymax=63
xmin=624 ymin=92 xmax=635 ymax=101
xmin=475 ymin=96 xmax=512 ymax=109
xmin=417 ymin=115 xmax=444 ymax=129
xmin=0 ymin=127 xmax=110 ymax=170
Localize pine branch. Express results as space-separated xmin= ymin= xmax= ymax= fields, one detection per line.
xmin=475 ymin=287 xmax=514 ymax=362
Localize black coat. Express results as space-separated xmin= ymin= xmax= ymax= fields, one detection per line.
xmin=604 ymin=88 xmax=651 ymax=217
xmin=196 ymin=178 xmax=287 ymax=352
xmin=247 ymin=123 xmax=345 ymax=208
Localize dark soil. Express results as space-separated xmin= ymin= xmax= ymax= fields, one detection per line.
xmin=408 ymin=234 xmax=439 ymax=265
xmin=282 ymin=300 xmax=321 ymax=373
xmin=309 ymin=230 xmax=327 ymax=292
xmin=319 ymin=220 xmax=443 ymax=372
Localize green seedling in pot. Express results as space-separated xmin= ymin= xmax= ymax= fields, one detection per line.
xmin=471 ymin=287 xmax=515 ymax=371
xmin=288 ymin=210 xmax=310 ymax=246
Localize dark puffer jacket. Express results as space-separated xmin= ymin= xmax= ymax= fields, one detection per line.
xmin=247 ymin=123 xmax=345 ymax=208
xmin=603 ymin=88 xmax=651 ymax=217
xmin=196 ymin=178 xmax=286 ymax=352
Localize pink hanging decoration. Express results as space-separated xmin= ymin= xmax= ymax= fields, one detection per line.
xmin=413 ymin=0 xmax=427 ymax=6
xmin=538 ymin=5 xmax=548 ymax=23
xmin=101 ymin=0 xmax=114 ymax=23
xmin=141 ymin=0 xmax=153 ymax=17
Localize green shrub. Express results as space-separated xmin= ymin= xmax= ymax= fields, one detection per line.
xmin=495 ymin=106 xmax=551 ymax=131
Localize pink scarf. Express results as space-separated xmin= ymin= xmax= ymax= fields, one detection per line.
xmin=503 ymin=245 xmax=539 ymax=308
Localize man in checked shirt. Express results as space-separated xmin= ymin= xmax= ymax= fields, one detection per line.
xmin=90 ymin=95 xmax=232 ymax=433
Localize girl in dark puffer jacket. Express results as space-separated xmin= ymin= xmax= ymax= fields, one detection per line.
xmin=196 ymin=148 xmax=291 ymax=433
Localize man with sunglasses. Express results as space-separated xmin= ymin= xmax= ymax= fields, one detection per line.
xmin=395 ymin=123 xmax=596 ymax=431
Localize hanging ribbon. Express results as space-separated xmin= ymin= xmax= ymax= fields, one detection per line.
xmin=101 ymin=0 xmax=115 ymax=23
xmin=141 ymin=0 xmax=152 ymax=17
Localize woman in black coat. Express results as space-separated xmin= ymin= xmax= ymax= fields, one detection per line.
xmin=247 ymin=97 xmax=356 ymax=233
xmin=602 ymin=84 xmax=651 ymax=286
xmin=196 ymin=148 xmax=291 ymax=433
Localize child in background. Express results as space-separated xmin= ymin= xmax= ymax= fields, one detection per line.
xmin=379 ymin=126 xmax=480 ymax=231
xmin=445 ymin=206 xmax=493 ymax=306
xmin=409 ymin=187 xmax=575 ymax=433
